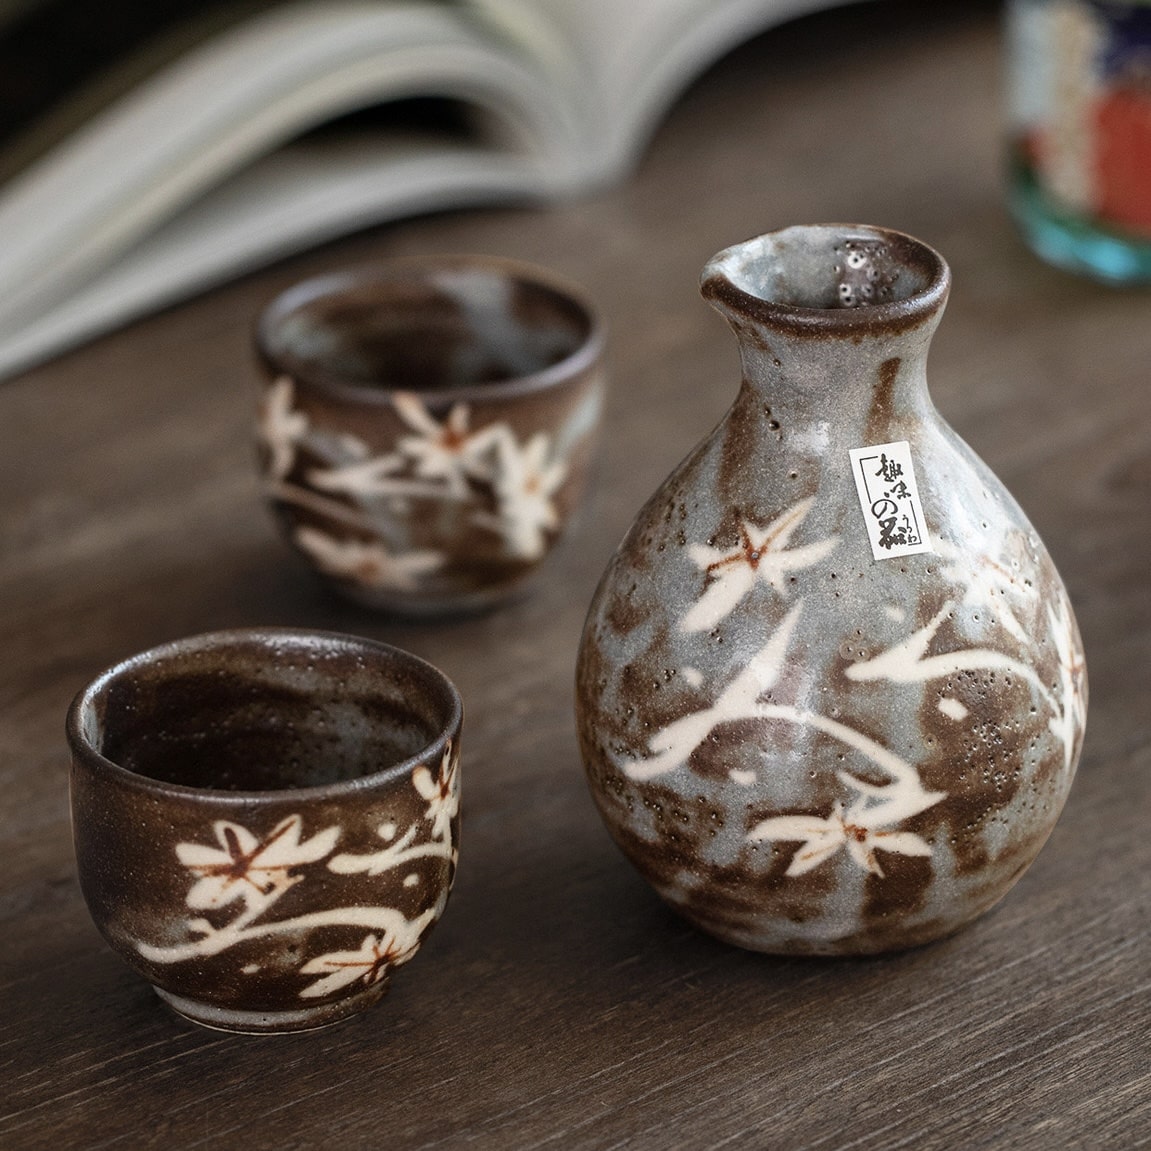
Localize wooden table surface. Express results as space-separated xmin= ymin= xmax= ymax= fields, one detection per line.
xmin=2 ymin=3 xmax=1148 ymax=1147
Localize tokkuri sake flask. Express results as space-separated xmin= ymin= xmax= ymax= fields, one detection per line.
xmin=576 ymin=225 xmax=1087 ymax=954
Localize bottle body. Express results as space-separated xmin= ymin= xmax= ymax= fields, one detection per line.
xmin=576 ymin=226 xmax=1087 ymax=954
xmin=1008 ymin=0 xmax=1151 ymax=281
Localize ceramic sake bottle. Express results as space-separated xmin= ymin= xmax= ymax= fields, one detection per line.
xmin=575 ymin=224 xmax=1087 ymax=955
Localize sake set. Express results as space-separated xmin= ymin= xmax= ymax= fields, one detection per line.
xmin=68 ymin=225 xmax=1087 ymax=1032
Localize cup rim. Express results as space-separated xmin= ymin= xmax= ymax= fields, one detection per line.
xmin=254 ymin=254 xmax=606 ymax=406
xmin=66 ymin=627 xmax=463 ymax=804
xmin=700 ymin=223 xmax=951 ymax=337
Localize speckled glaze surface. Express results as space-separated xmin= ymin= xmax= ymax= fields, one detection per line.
xmin=575 ymin=225 xmax=1087 ymax=955
xmin=255 ymin=257 xmax=605 ymax=615
xmin=68 ymin=629 xmax=462 ymax=1032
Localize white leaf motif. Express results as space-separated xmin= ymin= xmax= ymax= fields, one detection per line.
xmin=749 ymin=798 xmax=934 ymax=879
xmin=393 ymin=392 xmax=504 ymax=494
xmin=298 ymin=909 xmax=436 ymax=999
xmin=256 ymin=376 xmax=309 ymax=480
xmin=176 ymin=815 xmax=339 ymax=913
xmin=474 ymin=432 xmax=567 ymax=560
xmin=627 ymin=601 xmax=804 ymax=781
xmin=412 ymin=745 xmax=460 ymax=841
xmin=293 ymin=525 xmax=444 ymax=591
xmin=681 ymin=498 xmax=838 ymax=633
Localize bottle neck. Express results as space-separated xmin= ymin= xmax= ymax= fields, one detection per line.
xmin=700 ymin=225 xmax=951 ymax=447
xmin=725 ymin=311 xmax=940 ymax=448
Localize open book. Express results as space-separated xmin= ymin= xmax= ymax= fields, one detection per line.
xmin=0 ymin=0 xmax=858 ymax=380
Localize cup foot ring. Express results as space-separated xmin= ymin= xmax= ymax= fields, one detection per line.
xmin=154 ymin=982 xmax=389 ymax=1033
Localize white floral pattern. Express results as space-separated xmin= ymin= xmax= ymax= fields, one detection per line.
xmin=412 ymin=745 xmax=460 ymax=841
xmin=393 ymin=392 xmax=502 ymax=494
xmin=625 ymin=601 xmax=946 ymax=837
xmin=293 ymin=524 xmax=445 ymax=591
xmin=621 ymin=512 xmax=1086 ymax=890
xmin=474 ymin=432 xmax=566 ymax=561
xmin=845 ymin=590 xmax=1085 ymax=770
xmin=136 ymin=751 xmax=458 ymax=1000
xmin=262 ymin=380 xmax=579 ymax=594
xmin=936 ymin=538 xmax=1033 ymax=646
xmin=1046 ymin=597 xmax=1088 ymax=769
xmin=176 ymin=815 xmax=339 ymax=921
xmin=749 ymin=796 xmax=933 ymax=878
xmin=298 ymin=910 xmax=435 ymax=999
xmin=330 ymin=742 xmax=459 ymax=877
xmin=257 ymin=376 xmax=309 ymax=480
xmin=307 ymin=450 xmax=408 ymax=498
xmin=681 ymin=497 xmax=839 ymax=633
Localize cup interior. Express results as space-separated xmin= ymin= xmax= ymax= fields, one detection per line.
xmin=258 ymin=260 xmax=596 ymax=394
xmin=704 ymin=224 xmax=947 ymax=313
xmin=71 ymin=631 xmax=460 ymax=793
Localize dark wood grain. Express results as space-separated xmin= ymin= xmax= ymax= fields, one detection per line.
xmin=1 ymin=3 xmax=1148 ymax=1148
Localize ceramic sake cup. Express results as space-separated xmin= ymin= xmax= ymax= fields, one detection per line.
xmin=254 ymin=256 xmax=606 ymax=616
xmin=67 ymin=628 xmax=462 ymax=1033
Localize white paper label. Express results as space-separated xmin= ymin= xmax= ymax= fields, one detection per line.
xmin=849 ymin=440 xmax=933 ymax=560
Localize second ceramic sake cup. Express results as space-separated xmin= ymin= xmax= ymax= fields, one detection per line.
xmin=254 ymin=256 xmax=606 ymax=616
xmin=68 ymin=628 xmax=462 ymax=1033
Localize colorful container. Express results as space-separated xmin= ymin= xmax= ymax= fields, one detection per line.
xmin=1008 ymin=0 xmax=1151 ymax=280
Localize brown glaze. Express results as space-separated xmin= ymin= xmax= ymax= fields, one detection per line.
xmin=866 ymin=357 xmax=902 ymax=444
xmin=257 ymin=261 xmax=598 ymax=399
xmin=68 ymin=629 xmax=463 ymax=1032
xmin=254 ymin=257 xmax=606 ymax=616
